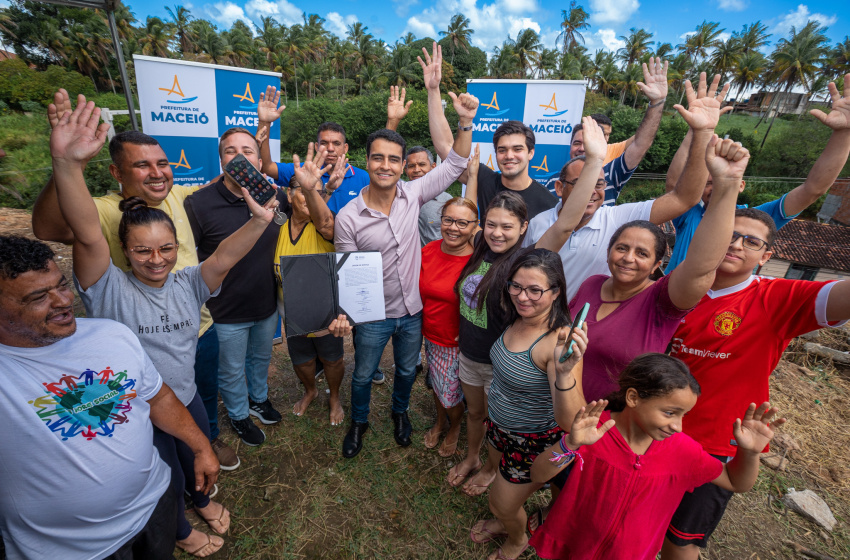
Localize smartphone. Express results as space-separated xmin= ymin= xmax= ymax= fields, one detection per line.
xmin=559 ymin=302 xmax=590 ymax=363
xmin=224 ymin=153 xmax=277 ymax=206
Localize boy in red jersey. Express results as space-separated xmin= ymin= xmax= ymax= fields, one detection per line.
xmin=661 ymin=206 xmax=850 ymax=559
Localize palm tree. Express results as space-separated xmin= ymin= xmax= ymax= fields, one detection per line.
xmin=352 ymin=34 xmax=378 ymax=93
xmin=64 ymin=23 xmax=101 ymax=90
xmin=193 ymin=20 xmax=224 ymax=64
xmin=439 ymin=14 xmax=474 ymax=64
xmin=734 ymin=21 xmax=771 ymax=54
xmin=654 ymin=42 xmax=674 ymax=59
xmin=272 ymin=51 xmax=294 ymax=100
xmin=346 ymin=22 xmax=368 ymax=44
xmin=139 ymin=16 xmax=174 ymax=58
xmin=255 ymin=16 xmax=283 ymax=70
xmin=488 ymin=42 xmax=520 ymax=78
xmin=511 ymin=28 xmax=542 ymax=77
xmin=384 ymin=47 xmax=418 ymax=85
xmin=223 ymin=21 xmax=253 ymax=67
xmin=299 ymin=61 xmax=322 ymax=98
xmin=728 ymin=50 xmax=766 ymax=111
xmin=165 ymin=5 xmax=196 ymax=55
xmin=710 ymin=39 xmax=743 ymax=82
xmin=617 ymin=28 xmax=653 ymax=70
xmin=558 ymin=1 xmax=590 ymax=56
xmin=618 ymin=64 xmax=643 ymax=106
xmin=828 ymin=37 xmax=850 ymax=79
xmin=357 ymin=63 xmax=381 ymax=92
xmin=596 ymin=60 xmax=620 ymax=95
xmin=281 ymin=28 xmax=306 ymax=106
xmin=401 ymin=32 xmax=416 ymax=45
xmin=688 ymin=21 xmax=725 ymax=65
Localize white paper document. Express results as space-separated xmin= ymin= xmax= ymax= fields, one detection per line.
xmin=336 ymin=252 xmax=386 ymax=324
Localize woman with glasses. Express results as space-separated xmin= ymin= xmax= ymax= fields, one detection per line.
xmin=450 ymin=118 xmax=607 ymax=499
xmin=469 ymin=248 xmax=589 ymax=560
xmin=51 ymin=110 xmax=284 ymax=556
xmin=419 ymin=195 xmax=478 ymax=456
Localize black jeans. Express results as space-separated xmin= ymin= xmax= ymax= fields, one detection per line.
xmin=101 ymin=487 xmax=177 ymax=560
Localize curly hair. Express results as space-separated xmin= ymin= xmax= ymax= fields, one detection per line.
xmin=0 ymin=236 xmax=55 ymax=280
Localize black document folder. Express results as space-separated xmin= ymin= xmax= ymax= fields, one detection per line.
xmin=280 ymin=251 xmax=385 ymax=337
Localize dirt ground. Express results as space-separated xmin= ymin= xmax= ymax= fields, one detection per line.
xmin=3 ymin=207 xmax=849 ymax=560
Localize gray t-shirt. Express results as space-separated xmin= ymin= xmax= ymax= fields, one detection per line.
xmin=418 ymin=191 xmax=454 ymax=247
xmin=76 ymin=263 xmax=216 ymax=405
xmin=0 ymin=318 xmax=170 ymax=559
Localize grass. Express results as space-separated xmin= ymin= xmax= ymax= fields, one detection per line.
xmin=714 ymin=112 xmax=795 ymax=140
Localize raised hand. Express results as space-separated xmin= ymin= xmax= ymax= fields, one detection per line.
xmin=328 ymin=314 xmax=353 ymax=337
xmin=673 ymin=73 xmax=731 ymax=132
xmin=554 ymin=323 xmax=588 ymax=379
xmin=48 ymin=88 xmax=74 ymax=129
xmin=732 ymin=402 xmax=786 ymax=453
xmin=255 ymin=125 xmax=269 ymax=147
xmin=291 ymin=142 xmax=330 ymax=191
xmin=449 ymin=92 xmax=479 ymax=123
xmin=566 ymin=400 xmax=616 ymax=448
xmin=580 ymin=115 xmax=607 ymax=162
xmin=811 ymin=73 xmax=850 ymax=131
xmin=257 ymin=85 xmax=285 ymax=123
xmin=468 ymin=144 xmax=480 ymax=174
xmin=50 ymin=95 xmax=110 ymax=164
xmin=417 ymin=41 xmax=442 ymax=92
xmin=387 ymin=85 xmax=412 ymax=122
xmin=705 ymin=134 xmax=750 ymax=185
xmin=241 ymin=187 xmax=279 ymax=224
xmin=637 ymin=57 xmax=669 ymax=104
xmin=324 ymin=151 xmax=349 ymax=195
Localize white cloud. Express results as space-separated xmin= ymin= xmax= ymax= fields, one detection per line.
xmin=404 ymin=16 xmax=438 ymax=39
xmin=244 ymin=0 xmax=303 ymax=26
xmin=498 ymin=0 xmax=537 ymax=14
xmin=508 ymin=17 xmax=540 ymax=39
xmin=393 ymin=0 xmax=421 ymax=18
xmin=589 ymin=0 xmax=640 ymax=25
xmin=206 ymin=2 xmax=254 ymax=29
xmin=773 ymin=4 xmax=837 ymax=37
xmin=596 ymin=29 xmax=625 ymax=52
xmin=718 ymin=0 xmax=747 ymax=11
xmin=718 ymin=32 xmax=731 ymax=43
xmin=679 ymin=31 xmax=696 ymax=40
xmin=326 ymin=12 xmax=358 ymax=39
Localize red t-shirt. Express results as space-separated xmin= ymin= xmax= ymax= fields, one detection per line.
xmin=530 ymin=411 xmax=723 ymax=560
xmin=420 ymin=240 xmax=471 ymax=347
xmin=670 ymin=276 xmax=841 ymax=456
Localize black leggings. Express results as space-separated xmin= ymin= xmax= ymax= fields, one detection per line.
xmin=152 ymin=391 xmax=212 ymax=541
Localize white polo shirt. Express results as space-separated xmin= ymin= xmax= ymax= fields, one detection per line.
xmin=523 ymin=199 xmax=654 ymax=301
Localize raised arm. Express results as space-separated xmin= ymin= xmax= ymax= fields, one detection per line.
xmin=536 ymin=116 xmax=606 ymax=252
xmin=33 ymin=89 xmax=82 ymax=244
xmin=464 ymin=144 xmax=480 ymax=208
xmin=650 ymin=74 xmax=729 ymax=224
xmin=49 ymin=95 xmax=112 ymax=290
xmin=665 ymin=129 xmax=692 ymax=194
xmin=621 ymin=58 xmax=668 ymax=170
xmin=418 ymin=43 xmax=458 ymax=165
xmin=548 ymin=324 xmax=589 ymax=430
xmin=256 ymin=85 xmax=285 ymax=180
xmin=712 ymin=403 xmax=784 ymax=492
xmin=667 ymin=136 xmax=749 ymax=309
xmin=291 ymin=143 xmax=335 ymax=240
xmin=782 ymin=74 xmax=850 ymax=216
xmin=147 ymin=382 xmax=219 ymax=494
xmin=385 ymin=86 xmax=412 ymax=131
xmin=199 ymin=187 xmax=279 ymax=293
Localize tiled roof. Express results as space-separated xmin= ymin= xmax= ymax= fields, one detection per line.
xmin=771 ymin=219 xmax=850 ymax=272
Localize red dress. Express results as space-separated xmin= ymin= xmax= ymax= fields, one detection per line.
xmin=529 ymin=412 xmax=723 ymax=560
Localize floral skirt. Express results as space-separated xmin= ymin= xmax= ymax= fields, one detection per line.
xmin=424 ymin=339 xmax=463 ymax=408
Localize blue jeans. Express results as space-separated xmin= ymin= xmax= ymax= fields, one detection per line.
xmin=217 ymin=311 xmax=278 ymax=421
xmin=194 ymin=324 xmax=220 ymax=440
xmin=351 ymin=313 xmax=422 ymax=424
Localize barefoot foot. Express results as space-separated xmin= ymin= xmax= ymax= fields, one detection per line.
xmin=293 ymin=388 xmax=319 ymax=417
xmin=329 ymin=397 xmax=344 ymax=426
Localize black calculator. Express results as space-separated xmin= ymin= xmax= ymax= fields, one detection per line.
xmin=224 ymin=154 xmax=277 ymax=206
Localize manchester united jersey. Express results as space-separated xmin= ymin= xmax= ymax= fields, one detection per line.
xmin=669 ymin=275 xmax=843 ymax=456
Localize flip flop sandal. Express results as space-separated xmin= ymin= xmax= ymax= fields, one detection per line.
xmin=195 ymin=503 xmax=230 ymax=535
xmin=179 ymin=533 xmax=223 ymax=558
xmin=448 ymin=464 xmax=480 ymax=487
xmin=469 ymin=519 xmax=508 ymax=544
xmin=526 ymin=508 xmax=544 ymax=536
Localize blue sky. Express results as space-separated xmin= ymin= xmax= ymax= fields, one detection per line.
xmin=129 ymin=0 xmax=848 ymax=56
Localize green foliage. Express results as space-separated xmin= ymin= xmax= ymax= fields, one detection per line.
xmin=751 ymin=115 xmax=850 ymax=178
xmin=0 ymin=59 xmax=95 ymax=110
xmin=617 ymin=180 xmax=665 ymax=204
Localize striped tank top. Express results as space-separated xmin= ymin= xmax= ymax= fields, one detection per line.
xmin=488 ymin=328 xmax=557 ymax=432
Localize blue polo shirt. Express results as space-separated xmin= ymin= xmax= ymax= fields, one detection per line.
xmin=664 ymin=193 xmax=798 ymax=273
xmin=602 ymin=153 xmax=637 ymax=206
xmin=273 ymin=162 xmax=370 ymax=214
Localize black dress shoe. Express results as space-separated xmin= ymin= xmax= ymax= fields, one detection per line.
xmin=342 ymin=422 xmax=369 ymax=458
xmin=391 ymin=411 xmax=412 ymax=447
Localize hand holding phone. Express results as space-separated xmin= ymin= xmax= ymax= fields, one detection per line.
xmin=560 ymin=302 xmax=590 ymax=363
xmin=224 ymin=153 xmax=277 ymax=206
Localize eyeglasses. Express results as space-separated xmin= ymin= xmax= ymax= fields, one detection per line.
xmin=506 ymin=281 xmax=555 ymax=301
xmin=563 ymin=179 xmax=607 ymax=190
xmin=128 ymin=243 xmax=179 ymax=261
xmin=730 ymin=231 xmax=768 ymax=251
xmin=440 ymin=216 xmax=477 ymax=229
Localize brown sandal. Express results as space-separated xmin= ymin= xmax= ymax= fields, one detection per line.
xmin=195 ymin=502 xmax=230 ymax=535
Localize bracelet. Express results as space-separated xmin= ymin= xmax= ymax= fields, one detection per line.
xmin=458 ymin=121 xmax=473 ymax=131
xmin=548 ymin=434 xmax=584 ymax=470
xmin=648 ymin=99 xmax=665 ymax=108
xmin=554 ymin=377 xmax=577 ymax=391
